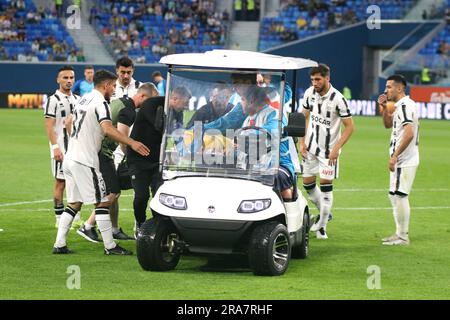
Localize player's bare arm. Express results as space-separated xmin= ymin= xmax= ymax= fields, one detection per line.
xmin=328 ymin=117 xmax=354 ymax=166
xmin=389 ymin=123 xmax=414 ymax=172
xmin=44 ymin=117 xmax=63 ymax=162
xmin=299 ymin=108 xmax=310 ymax=158
xmin=100 ymin=120 xmax=149 ymax=156
xmin=117 ymin=122 xmax=130 ymax=154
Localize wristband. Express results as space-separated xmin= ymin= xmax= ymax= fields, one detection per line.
xmin=51 ymin=144 xmax=60 ymax=150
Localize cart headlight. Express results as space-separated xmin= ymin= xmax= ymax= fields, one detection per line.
xmin=159 ymin=193 xmax=187 ymax=210
xmin=238 ymin=199 xmax=271 ymax=213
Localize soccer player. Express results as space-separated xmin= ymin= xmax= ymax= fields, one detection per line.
xmin=44 ymin=65 xmax=81 ymax=228
xmin=111 ymin=57 xmax=142 ymax=100
xmin=378 ymin=74 xmax=419 ymax=246
xmin=76 ymin=83 xmax=158 ymax=242
xmin=52 ymin=70 xmax=149 ymax=255
xmin=72 ymin=65 xmax=94 ymax=97
xmin=300 ymin=64 xmax=354 ymax=239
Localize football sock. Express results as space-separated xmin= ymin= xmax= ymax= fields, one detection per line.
xmin=396 ymin=195 xmax=410 ymax=239
xmin=54 ymin=203 xmax=64 ymax=227
xmin=73 ymin=211 xmax=81 ymax=223
xmin=318 ymin=184 xmax=333 ymax=228
xmin=304 ymin=182 xmax=321 ymax=211
xmin=388 ymin=193 xmax=400 ymax=236
xmin=54 ymin=206 xmax=77 ymax=248
xmin=84 ymin=222 xmax=94 ymax=231
xmin=95 ymin=207 xmax=116 ymax=250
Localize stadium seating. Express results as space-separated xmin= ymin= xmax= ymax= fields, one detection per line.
xmin=417 ymin=24 xmax=449 ymax=69
xmin=92 ymin=0 xmax=228 ymax=63
xmin=0 ymin=0 xmax=80 ymax=61
xmin=259 ymin=0 xmax=416 ymax=51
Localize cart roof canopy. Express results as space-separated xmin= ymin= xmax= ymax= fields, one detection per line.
xmin=159 ymin=50 xmax=318 ymax=71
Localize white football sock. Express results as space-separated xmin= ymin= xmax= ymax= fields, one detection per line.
xmin=54 ymin=209 xmax=76 ymax=248
xmin=73 ymin=212 xmax=81 ymax=222
xmin=304 ymin=183 xmax=321 ymax=211
xmin=54 ymin=203 xmax=64 ymax=227
xmin=396 ymin=195 xmax=410 ymax=239
xmin=388 ymin=193 xmax=400 ymax=235
xmin=95 ymin=208 xmax=116 ymax=250
xmin=84 ymin=222 xmax=94 ymax=231
xmin=318 ymin=189 xmax=333 ymax=228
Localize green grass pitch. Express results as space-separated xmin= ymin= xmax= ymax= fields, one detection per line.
xmin=0 ymin=109 xmax=449 ymax=300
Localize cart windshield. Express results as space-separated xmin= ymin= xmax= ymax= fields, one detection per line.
xmin=161 ymin=68 xmax=286 ymax=185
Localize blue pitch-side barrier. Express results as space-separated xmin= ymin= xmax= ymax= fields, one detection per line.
xmin=0 ymin=62 xmax=167 ymax=94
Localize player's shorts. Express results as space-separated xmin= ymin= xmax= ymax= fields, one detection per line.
xmin=63 ymin=159 xmax=108 ymax=205
xmin=274 ymin=166 xmax=294 ymax=193
xmin=51 ymin=158 xmax=65 ymax=180
xmin=99 ymin=153 xmax=121 ymax=194
xmin=301 ymin=152 xmax=339 ymax=180
xmin=389 ymin=166 xmax=417 ymax=196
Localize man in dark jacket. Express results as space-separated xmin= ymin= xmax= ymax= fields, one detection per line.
xmin=127 ymin=96 xmax=165 ymax=236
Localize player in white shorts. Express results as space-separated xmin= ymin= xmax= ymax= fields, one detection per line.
xmin=299 ymin=64 xmax=354 ymax=239
xmin=44 ymin=65 xmax=80 ymax=228
xmin=378 ymin=74 xmax=419 ymax=246
xmin=52 ymin=70 xmax=149 ymax=255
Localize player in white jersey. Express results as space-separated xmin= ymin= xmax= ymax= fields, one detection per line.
xmin=111 ymin=57 xmax=143 ymax=166
xmin=52 ymin=70 xmax=149 ymax=255
xmin=110 ymin=57 xmax=142 ymax=101
xmin=378 ymin=74 xmax=419 ymax=246
xmin=300 ymin=64 xmax=354 ymax=239
xmin=44 ymin=66 xmax=81 ymax=228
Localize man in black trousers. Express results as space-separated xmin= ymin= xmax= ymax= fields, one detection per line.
xmin=127 ymin=96 xmax=165 ymax=237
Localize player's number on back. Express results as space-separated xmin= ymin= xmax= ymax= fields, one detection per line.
xmin=71 ymin=110 xmax=87 ymax=139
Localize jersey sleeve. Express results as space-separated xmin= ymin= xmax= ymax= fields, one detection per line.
xmin=302 ymin=89 xmax=311 ymax=110
xmin=117 ymin=106 xmax=136 ymax=127
xmin=96 ymin=101 xmax=112 ymax=123
xmin=336 ymin=96 xmax=352 ymax=118
xmin=398 ymin=103 xmax=414 ymax=126
xmin=44 ymin=96 xmax=57 ymax=118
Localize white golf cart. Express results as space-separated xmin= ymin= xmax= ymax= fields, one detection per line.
xmin=136 ymin=50 xmax=317 ymax=276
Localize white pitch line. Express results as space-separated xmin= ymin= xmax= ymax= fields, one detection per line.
xmin=0 ymin=194 xmax=134 ymax=207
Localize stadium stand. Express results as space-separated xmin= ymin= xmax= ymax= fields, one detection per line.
xmin=0 ymin=0 xmax=82 ymax=62
xmin=418 ymin=24 xmax=449 ymax=69
xmin=91 ymin=0 xmax=230 ymax=63
xmin=259 ymin=0 xmax=417 ymax=51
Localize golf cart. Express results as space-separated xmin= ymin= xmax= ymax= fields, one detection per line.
xmin=136 ymin=50 xmax=318 ymax=276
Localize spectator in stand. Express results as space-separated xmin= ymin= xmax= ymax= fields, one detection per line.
xmin=297 ymin=16 xmax=307 ymax=30
xmin=310 ymin=15 xmax=320 ymax=30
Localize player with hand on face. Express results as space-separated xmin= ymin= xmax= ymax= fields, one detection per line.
xmin=378 ymin=74 xmax=419 ymax=246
